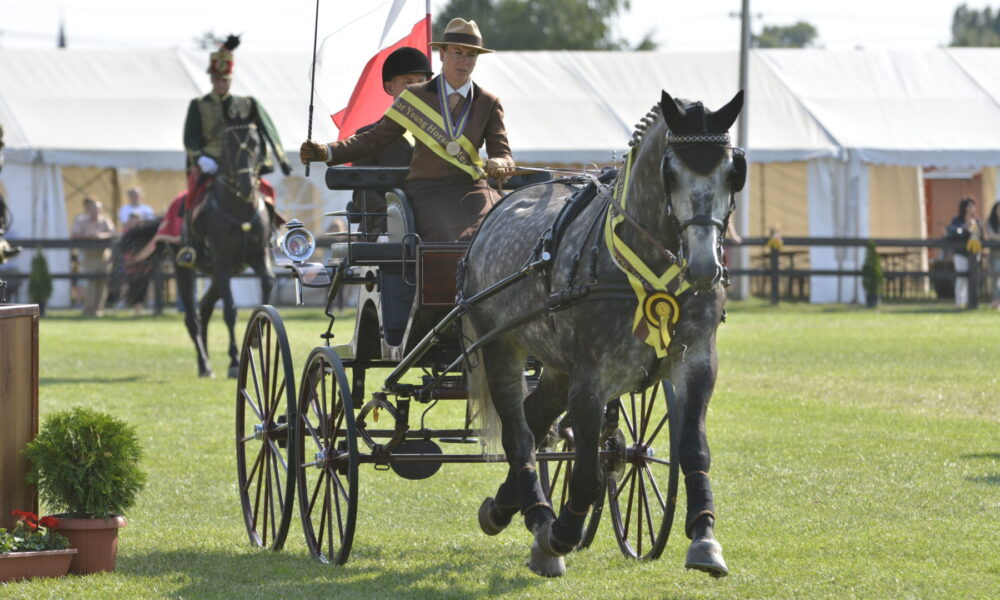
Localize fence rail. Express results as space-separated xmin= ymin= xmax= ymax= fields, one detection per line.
xmin=3 ymin=236 xmax=999 ymax=310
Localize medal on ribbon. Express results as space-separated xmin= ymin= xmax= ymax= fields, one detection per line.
xmin=438 ymin=77 xmax=473 ymax=157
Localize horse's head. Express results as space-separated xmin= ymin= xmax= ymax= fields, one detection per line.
xmin=220 ymin=124 xmax=262 ymax=202
xmin=656 ymin=90 xmax=745 ymax=291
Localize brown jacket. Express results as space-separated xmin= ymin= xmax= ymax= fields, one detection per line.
xmin=351 ymin=119 xmax=414 ymax=239
xmin=328 ymin=76 xmax=512 ymax=182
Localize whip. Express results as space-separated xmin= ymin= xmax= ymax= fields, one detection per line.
xmin=305 ymin=0 xmax=320 ymax=177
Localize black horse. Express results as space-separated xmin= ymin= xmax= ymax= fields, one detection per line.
xmin=120 ymin=124 xmax=275 ymax=378
xmin=462 ymin=90 xmax=744 ymax=577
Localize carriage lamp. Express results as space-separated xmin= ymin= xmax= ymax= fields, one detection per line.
xmin=279 ymin=219 xmax=316 ymax=263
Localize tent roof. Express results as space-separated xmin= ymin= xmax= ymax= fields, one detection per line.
xmin=759 ymin=48 xmax=1000 ymax=168
xmin=2 ymin=47 xmax=1000 ymax=170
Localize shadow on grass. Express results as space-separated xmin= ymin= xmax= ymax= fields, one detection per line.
xmin=967 ymin=474 xmax=1000 ymax=486
xmin=961 ymin=453 xmax=1000 ymax=460
xmin=41 ymin=375 xmax=146 ymax=385
xmin=123 ymin=546 xmax=545 ymax=599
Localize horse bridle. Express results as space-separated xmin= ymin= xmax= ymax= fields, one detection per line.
xmin=215 ymin=124 xmax=260 ymax=199
xmin=660 ymin=131 xmax=743 ymax=236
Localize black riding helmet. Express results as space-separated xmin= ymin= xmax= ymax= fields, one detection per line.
xmin=382 ymin=47 xmax=433 ymax=82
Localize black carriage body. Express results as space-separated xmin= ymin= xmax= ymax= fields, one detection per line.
xmin=233 ymin=165 xmax=678 ymax=566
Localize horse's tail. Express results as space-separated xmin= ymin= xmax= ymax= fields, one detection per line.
xmin=110 ymin=218 xmax=164 ymax=290
xmin=117 ymin=218 xmax=163 ymax=255
xmin=462 ymin=315 xmax=504 ymax=459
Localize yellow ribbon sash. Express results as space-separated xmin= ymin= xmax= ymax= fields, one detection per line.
xmin=603 ymin=149 xmax=690 ymax=357
xmin=385 ymin=89 xmax=485 ymax=180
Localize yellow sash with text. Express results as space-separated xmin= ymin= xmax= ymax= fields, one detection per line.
xmin=385 ymin=89 xmax=485 ymax=180
xmin=603 ymin=149 xmax=690 ymax=358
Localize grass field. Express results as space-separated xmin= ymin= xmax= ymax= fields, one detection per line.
xmin=3 ymin=301 xmax=998 ymax=599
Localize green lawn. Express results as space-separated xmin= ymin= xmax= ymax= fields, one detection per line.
xmin=3 ymin=301 xmax=998 ymax=599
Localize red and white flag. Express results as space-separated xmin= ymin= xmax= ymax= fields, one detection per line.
xmin=315 ymin=0 xmax=431 ymax=141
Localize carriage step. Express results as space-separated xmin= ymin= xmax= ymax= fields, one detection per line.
xmin=439 ymin=437 xmax=479 ymax=444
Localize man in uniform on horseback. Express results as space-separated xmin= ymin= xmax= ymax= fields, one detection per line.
xmin=349 ymin=46 xmax=432 ymax=240
xmin=300 ymin=18 xmax=515 ymax=242
xmin=174 ymin=34 xmax=292 ymax=266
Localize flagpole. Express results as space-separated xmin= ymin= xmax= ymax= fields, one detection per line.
xmin=305 ymin=0 xmax=321 ymax=177
xmin=425 ymin=0 xmax=432 ymax=63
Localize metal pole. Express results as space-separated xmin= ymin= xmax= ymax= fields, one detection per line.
xmin=732 ymin=0 xmax=752 ymax=300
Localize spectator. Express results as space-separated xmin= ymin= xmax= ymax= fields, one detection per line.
xmin=118 ymin=187 xmax=155 ymax=231
xmin=986 ymin=199 xmax=1000 ymax=310
xmin=945 ymin=197 xmax=981 ymax=309
xmin=71 ymin=196 xmax=115 ymax=316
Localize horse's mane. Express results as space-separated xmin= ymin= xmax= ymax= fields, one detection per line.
xmin=627 ymin=104 xmax=663 ymax=149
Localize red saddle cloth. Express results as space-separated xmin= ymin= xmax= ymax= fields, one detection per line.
xmin=155 ymin=177 xmax=278 ymax=242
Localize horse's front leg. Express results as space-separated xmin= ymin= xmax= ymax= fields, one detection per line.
xmin=212 ymin=264 xmax=240 ymax=378
xmin=474 ymin=343 xmax=561 ymax=576
xmin=673 ymin=341 xmax=728 ymax=578
xmin=536 ymin=381 xmax=604 ymax=560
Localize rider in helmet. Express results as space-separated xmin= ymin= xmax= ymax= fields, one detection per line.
xmin=349 ymin=47 xmax=432 ymax=240
xmin=301 ymin=18 xmax=515 ymax=242
xmin=174 ymin=34 xmax=292 ymax=267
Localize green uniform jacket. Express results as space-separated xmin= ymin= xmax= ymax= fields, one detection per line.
xmin=183 ymin=93 xmax=288 ymax=173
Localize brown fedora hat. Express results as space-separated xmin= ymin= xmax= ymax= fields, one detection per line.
xmin=430 ymin=18 xmax=494 ymax=54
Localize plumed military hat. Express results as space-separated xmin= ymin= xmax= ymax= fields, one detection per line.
xmin=208 ymin=34 xmax=241 ymax=78
xmin=382 ymin=47 xmax=433 ymax=82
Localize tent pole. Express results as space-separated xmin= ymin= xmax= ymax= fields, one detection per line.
xmin=732 ymin=0 xmax=752 ymax=300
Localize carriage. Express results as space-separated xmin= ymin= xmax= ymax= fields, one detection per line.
xmin=234 ymin=90 xmax=743 ymax=577
xmin=235 ymin=164 xmax=678 ymax=565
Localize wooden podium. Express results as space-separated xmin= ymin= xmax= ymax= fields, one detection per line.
xmin=0 ymin=304 xmax=39 ymax=530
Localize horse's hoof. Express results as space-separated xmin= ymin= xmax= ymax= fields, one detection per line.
xmin=227 ymin=365 xmax=240 ymax=379
xmin=685 ymin=538 xmax=729 ymax=578
xmin=199 ymin=370 xmax=214 ymax=379
xmin=529 ymin=526 xmax=566 ymax=577
xmin=478 ymin=497 xmax=508 ymax=536
xmin=528 ymin=527 xmax=566 ymax=577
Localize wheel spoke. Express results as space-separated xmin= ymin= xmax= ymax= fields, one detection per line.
xmin=641 ymin=463 xmax=667 ymax=512
xmin=243 ymin=443 xmax=265 ymax=494
xmin=611 ymin=466 xmax=637 ymax=502
xmin=244 ymin=356 xmax=264 ymax=420
xmin=638 ymin=381 xmax=659 ymax=444
xmin=623 ymin=465 xmax=637 ymax=545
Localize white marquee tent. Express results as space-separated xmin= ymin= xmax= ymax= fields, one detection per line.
xmin=2 ymin=47 xmax=999 ymax=305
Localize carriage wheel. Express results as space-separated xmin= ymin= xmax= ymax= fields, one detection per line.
xmin=295 ymin=347 xmax=359 ymax=565
xmin=538 ymin=418 xmax=603 ymax=550
xmin=605 ymin=380 xmax=679 ymax=559
xmin=235 ymin=305 xmax=297 ymax=550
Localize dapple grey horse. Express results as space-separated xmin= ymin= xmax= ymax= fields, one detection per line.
xmin=462 ymin=90 xmax=744 ymax=577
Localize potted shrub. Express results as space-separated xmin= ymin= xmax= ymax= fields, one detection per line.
xmin=0 ymin=510 xmax=76 ymax=582
xmin=861 ymin=240 xmax=884 ymax=308
xmin=23 ymin=407 xmax=146 ymax=574
xmin=28 ymin=249 xmax=52 ymax=315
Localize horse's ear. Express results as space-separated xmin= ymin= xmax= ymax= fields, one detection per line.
xmin=660 ymin=90 xmax=686 ymax=130
xmin=708 ymin=90 xmax=744 ymax=132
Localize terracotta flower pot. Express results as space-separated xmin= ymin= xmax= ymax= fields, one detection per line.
xmin=53 ymin=516 xmax=128 ymax=574
xmin=0 ymin=548 xmax=78 ymax=582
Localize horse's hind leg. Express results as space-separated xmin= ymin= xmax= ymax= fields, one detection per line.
xmin=480 ymin=369 xmax=568 ymax=536
xmin=248 ymin=255 xmax=275 ymax=305
xmin=211 ymin=265 xmax=240 ymax=379
xmin=475 ymin=342 xmax=563 ymax=577
xmin=175 ymin=264 xmax=212 ymax=377
xmin=198 ymin=280 xmax=222 ymax=353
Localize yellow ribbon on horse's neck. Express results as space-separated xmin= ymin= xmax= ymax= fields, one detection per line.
xmin=603 ymin=148 xmax=690 ymax=358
